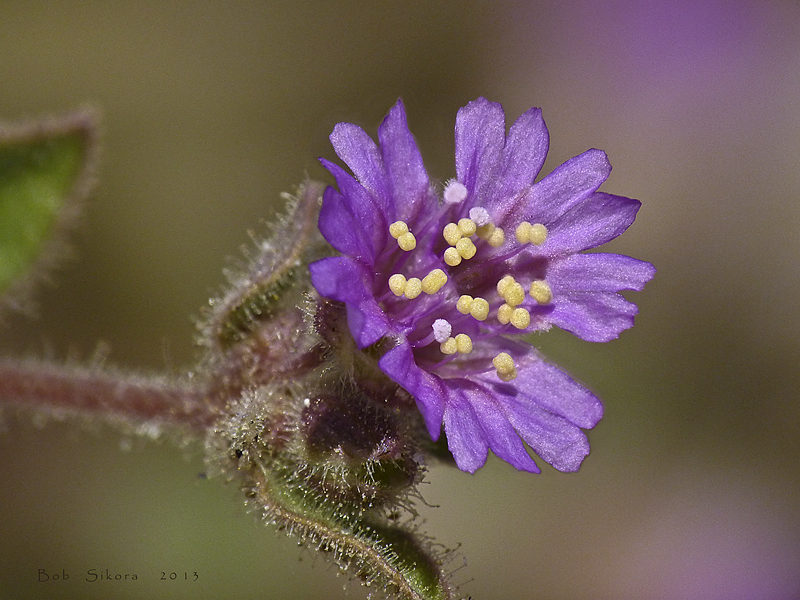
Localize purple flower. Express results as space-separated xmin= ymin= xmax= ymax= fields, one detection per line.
xmin=309 ymin=98 xmax=655 ymax=474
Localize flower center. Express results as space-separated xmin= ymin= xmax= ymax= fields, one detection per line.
xmin=384 ymin=186 xmax=554 ymax=382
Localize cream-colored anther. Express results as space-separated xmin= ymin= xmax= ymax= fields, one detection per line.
xmin=528 ymin=223 xmax=548 ymax=245
xmin=529 ymin=280 xmax=553 ymax=304
xmin=497 ymin=275 xmax=515 ymax=296
xmin=421 ymin=269 xmax=447 ymax=294
xmin=497 ymin=303 xmax=513 ymax=324
xmin=389 ymin=221 xmax=409 ymax=239
xmin=457 ymin=218 xmax=477 ymax=237
xmin=456 ymin=295 xmax=474 ymax=314
xmin=456 ymin=237 xmax=477 ymax=259
xmin=510 ymin=307 xmax=531 ymax=330
xmin=504 ymin=282 xmax=526 ymax=307
xmin=515 ymin=221 xmax=533 ymax=243
xmin=404 ymin=277 xmax=422 ymax=299
xmin=440 ymin=337 xmax=458 ymax=355
xmin=443 ymin=247 xmax=462 ymax=266
xmin=397 ymin=231 xmax=416 ymax=251
xmin=470 ymin=297 xmax=490 ymax=321
xmin=388 ymin=274 xmax=407 ymax=297
xmin=455 ymin=333 xmax=473 ymax=354
xmin=493 ymin=352 xmax=517 ymax=381
xmin=486 ymin=226 xmax=505 ymax=248
xmin=476 ymin=222 xmax=495 ymax=240
xmin=443 ymin=223 xmax=461 ymax=246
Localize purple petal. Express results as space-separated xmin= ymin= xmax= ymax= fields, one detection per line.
xmin=526 ymin=149 xmax=611 ymax=223
xmin=455 ymin=98 xmax=505 ymax=202
xmin=549 ymin=253 xmax=656 ymax=292
xmin=442 ymin=393 xmax=489 ymax=473
xmin=548 ymin=290 xmax=641 ymax=342
xmin=456 ymin=385 xmax=541 ymax=473
xmin=377 ymin=100 xmax=431 ymax=224
xmin=309 ymin=257 xmax=392 ymax=347
xmin=486 ymin=107 xmax=549 ymax=215
xmin=545 ymin=192 xmax=642 ymax=254
xmin=379 ymin=343 xmax=446 ymax=439
xmin=500 ymin=393 xmax=593 ymax=472
xmin=329 ymin=121 xmax=390 ymax=210
xmin=499 ymin=350 xmax=603 ymax=429
xmin=319 ymin=159 xmax=388 ymax=262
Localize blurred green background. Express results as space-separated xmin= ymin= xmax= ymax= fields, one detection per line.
xmin=1 ymin=1 xmax=799 ymax=599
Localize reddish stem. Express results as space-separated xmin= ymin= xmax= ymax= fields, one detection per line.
xmin=0 ymin=359 xmax=216 ymax=430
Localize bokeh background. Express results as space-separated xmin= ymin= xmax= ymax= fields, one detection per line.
xmin=2 ymin=1 xmax=799 ymax=599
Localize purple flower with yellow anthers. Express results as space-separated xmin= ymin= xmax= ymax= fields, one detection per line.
xmin=309 ymin=98 xmax=655 ymax=474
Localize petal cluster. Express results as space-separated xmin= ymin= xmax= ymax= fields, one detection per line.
xmin=310 ymin=98 xmax=655 ymax=473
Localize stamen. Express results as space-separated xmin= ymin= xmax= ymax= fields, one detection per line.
xmin=421 ymin=269 xmax=447 ymax=294
xmin=455 ymin=333 xmax=473 ymax=354
xmin=455 ymin=237 xmax=477 ymax=259
xmin=456 ymin=295 xmax=474 ymax=314
xmin=469 ymin=297 xmax=490 ymax=321
xmin=443 ymin=223 xmax=462 ymax=246
xmin=510 ymin=307 xmax=531 ymax=330
xmin=503 ymin=281 xmax=525 ymax=307
xmin=486 ymin=227 xmax=505 ymax=247
xmin=457 ymin=218 xmax=477 ymax=237
xmin=515 ymin=221 xmax=548 ymax=245
xmin=389 ymin=220 xmax=409 ymax=239
xmin=404 ymin=277 xmax=422 ymax=299
xmin=443 ymin=247 xmax=462 ymax=266
xmin=529 ymin=280 xmax=553 ymax=304
xmin=476 ymin=222 xmax=495 ymax=240
xmin=432 ymin=319 xmax=452 ymax=343
xmin=388 ymin=273 xmax=407 ymax=296
xmin=443 ymin=180 xmax=468 ymax=204
xmin=493 ymin=352 xmax=518 ymax=382
xmin=497 ymin=275 xmax=515 ymax=296
xmin=440 ymin=337 xmax=458 ymax=354
xmin=497 ymin=303 xmax=513 ymax=324
xmin=468 ymin=207 xmax=491 ymax=227
xmin=397 ymin=231 xmax=417 ymax=251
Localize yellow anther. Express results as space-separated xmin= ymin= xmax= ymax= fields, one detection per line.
xmin=456 ymin=295 xmax=474 ymax=314
xmin=470 ymin=297 xmax=490 ymax=321
xmin=515 ymin=221 xmax=532 ymax=243
xmin=440 ymin=337 xmax=458 ymax=355
xmin=456 ymin=237 xmax=477 ymax=259
xmin=497 ymin=303 xmax=513 ymax=324
xmin=497 ymin=275 xmax=515 ymax=296
xmin=389 ymin=221 xmax=409 ymax=239
xmin=476 ymin=222 xmax=495 ymax=240
xmin=421 ymin=269 xmax=447 ymax=294
xmin=457 ymin=218 xmax=477 ymax=237
xmin=397 ymin=231 xmax=416 ymax=251
xmin=443 ymin=223 xmax=461 ymax=246
xmin=504 ymin=282 xmax=526 ymax=307
xmin=455 ymin=333 xmax=473 ymax=354
xmin=486 ymin=226 xmax=505 ymax=248
xmin=404 ymin=277 xmax=422 ymax=299
xmin=493 ymin=352 xmax=517 ymax=381
xmin=528 ymin=223 xmax=548 ymax=246
xmin=443 ymin=247 xmax=462 ymax=266
xmin=529 ymin=280 xmax=553 ymax=304
xmin=510 ymin=307 xmax=531 ymax=330
xmin=388 ymin=273 xmax=407 ymax=296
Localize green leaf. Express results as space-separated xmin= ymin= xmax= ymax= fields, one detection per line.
xmin=0 ymin=111 xmax=96 ymax=307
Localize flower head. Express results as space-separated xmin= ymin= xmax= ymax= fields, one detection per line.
xmin=309 ymin=98 xmax=655 ymax=473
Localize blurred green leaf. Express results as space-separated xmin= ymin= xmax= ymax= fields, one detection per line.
xmin=0 ymin=111 xmax=96 ymax=301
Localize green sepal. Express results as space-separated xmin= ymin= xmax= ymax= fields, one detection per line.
xmin=0 ymin=111 xmax=97 ymax=307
